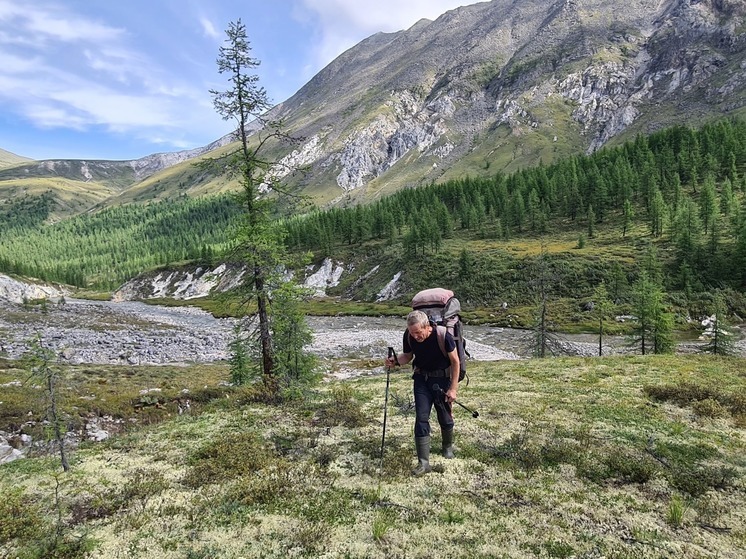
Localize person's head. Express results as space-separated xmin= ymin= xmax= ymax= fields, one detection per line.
xmin=407 ymin=310 xmax=431 ymax=342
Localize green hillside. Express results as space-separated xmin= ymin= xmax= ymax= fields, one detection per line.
xmin=0 ymin=194 xmax=240 ymax=288
xmin=1 ymin=118 xmax=745 ymax=323
xmin=0 ymin=148 xmax=32 ymax=169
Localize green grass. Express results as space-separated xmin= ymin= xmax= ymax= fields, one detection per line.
xmin=1 ymin=353 xmax=744 ymax=558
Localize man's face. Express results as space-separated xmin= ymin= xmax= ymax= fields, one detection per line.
xmin=408 ymin=323 xmax=431 ymax=343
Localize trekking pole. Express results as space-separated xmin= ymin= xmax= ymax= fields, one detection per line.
xmin=378 ymin=347 xmax=397 ymax=483
xmin=433 ymin=383 xmax=479 ymax=418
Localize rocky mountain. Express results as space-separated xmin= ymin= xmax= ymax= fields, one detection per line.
xmin=0 ymin=135 xmax=236 ymax=217
xmin=266 ymin=0 xmax=746 ymax=204
xmin=1 ymin=0 xmax=745 ymax=213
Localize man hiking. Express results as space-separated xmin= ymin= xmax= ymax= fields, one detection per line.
xmin=385 ymin=309 xmax=460 ymax=475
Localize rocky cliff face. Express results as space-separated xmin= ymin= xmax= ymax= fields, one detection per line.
xmin=111 ymin=258 xmax=359 ymax=301
xmin=111 ymin=263 xmax=247 ymax=301
xmin=264 ymin=0 xmax=746 ymax=200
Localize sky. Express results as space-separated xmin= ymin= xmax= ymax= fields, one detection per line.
xmin=0 ymin=0 xmax=482 ymax=161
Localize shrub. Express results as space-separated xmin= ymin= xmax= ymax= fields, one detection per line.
xmin=314 ymin=384 xmax=369 ymax=428
xmin=692 ymin=398 xmax=727 ymax=418
xmin=0 ymin=487 xmax=42 ymax=543
xmin=183 ymin=431 xmax=276 ymax=487
xmin=668 ymin=464 xmax=739 ymax=497
xmin=21 ymin=533 xmax=96 ymax=559
xmin=604 ymin=450 xmax=658 ymax=484
xmin=644 ymin=382 xmax=716 ymax=405
xmin=645 ymin=382 xmax=745 ymax=419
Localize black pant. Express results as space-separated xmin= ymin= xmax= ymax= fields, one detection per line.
xmin=413 ymin=373 xmax=454 ymax=438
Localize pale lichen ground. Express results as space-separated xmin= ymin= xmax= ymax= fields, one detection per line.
xmin=1 ymin=354 xmax=745 ymax=558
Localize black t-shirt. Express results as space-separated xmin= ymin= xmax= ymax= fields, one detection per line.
xmin=402 ymin=323 xmax=456 ymax=371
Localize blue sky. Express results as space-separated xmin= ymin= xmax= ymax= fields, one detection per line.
xmin=0 ymin=0 xmax=481 ymax=161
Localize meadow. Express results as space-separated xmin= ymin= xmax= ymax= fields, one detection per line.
xmin=1 ymin=353 xmax=744 ymax=558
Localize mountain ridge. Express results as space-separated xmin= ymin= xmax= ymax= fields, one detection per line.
xmin=1 ymin=0 xmax=744 ymax=218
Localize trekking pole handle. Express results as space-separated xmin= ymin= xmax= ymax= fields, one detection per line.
xmin=387 ymin=346 xmax=397 ymax=367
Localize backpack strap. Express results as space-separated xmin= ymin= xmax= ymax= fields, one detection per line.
xmin=434 ymin=325 xmax=447 ymax=358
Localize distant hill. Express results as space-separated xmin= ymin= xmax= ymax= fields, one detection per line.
xmin=0 ymin=136 xmax=234 ymax=220
xmin=0 ymin=148 xmax=32 ymax=169
xmin=1 ymin=0 xmax=745 ymax=217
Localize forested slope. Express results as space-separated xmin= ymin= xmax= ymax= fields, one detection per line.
xmin=1 ymin=118 xmax=745 ymax=314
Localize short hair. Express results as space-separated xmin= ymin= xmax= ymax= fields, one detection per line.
xmin=406 ymin=310 xmax=429 ymax=328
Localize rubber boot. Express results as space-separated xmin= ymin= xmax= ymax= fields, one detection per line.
xmin=412 ymin=436 xmax=432 ymax=476
xmin=442 ymin=428 xmax=455 ymax=459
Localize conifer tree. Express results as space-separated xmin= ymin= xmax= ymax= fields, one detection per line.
xmin=631 ymin=272 xmax=674 ymax=355
xmin=592 ymin=282 xmax=613 ymax=356
xmin=529 ymin=247 xmax=561 ymax=357
xmin=701 ymin=291 xmax=736 ymax=356
xmin=271 ymin=282 xmax=318 ymax=388
xmin=208 ymin=20 xmax=299 ymax=389
xmin=587 ymin=204 xmax=596 ymax=239
xmin=26 ymin=336 xmax=69 ymax=472
xmin=699 ymin=176 xmax=718 ymax=234
xmin=622 ymin=198 xmax=634 ymax=237
xmin=649 ymin=187 xmax=667 ymax=237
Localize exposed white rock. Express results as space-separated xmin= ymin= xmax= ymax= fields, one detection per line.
xmin=0 ymin=443 xmax=22 ymax=464
xmin=426 ymin=95 xmax=456 ymax=118
xmin=0 ymin=433 xmax=30 ymax=464
xmin=112 ymin=264 xmax=246 ymax=301
xmin=260 ymin=135 xmax=324 ymax=191
xmin=337 ymin=115 xmax=399 ymax=190
xmin=304 ymin=258 xmax=344 ymax=296
xmin=376 ymin=272 xmax=402 ymax=302
xmin=0 ymin=273 xmax=68 ymax=304
xmin=335 ymin=89 xmax=453 ymax=191
xmin=172 ymin=268 xmax=223 ymax=300
xmin=85 ymin=419 xmax=111 ymax=442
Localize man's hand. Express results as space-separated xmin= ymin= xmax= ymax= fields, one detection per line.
xmin=384 ymin=356 xmax=397 ymax=368
xmin=445 ymin=386 xmax=458 ymax=403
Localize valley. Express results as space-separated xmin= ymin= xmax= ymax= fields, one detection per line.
xmin=1 ymin=2 xmax=746 ymax=556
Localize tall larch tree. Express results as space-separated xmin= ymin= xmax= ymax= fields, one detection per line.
xmin=209 ymin=19 xmax=296 ymax=388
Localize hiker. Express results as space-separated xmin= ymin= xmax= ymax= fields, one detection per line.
xmin=385 ymin=309 xmax=460 ymax=475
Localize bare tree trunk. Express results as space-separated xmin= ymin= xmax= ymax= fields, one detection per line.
xmin=47 ymin=374 xmax=69 ymax=472
xmin=254 ymin=265 xmax=274 ymax=380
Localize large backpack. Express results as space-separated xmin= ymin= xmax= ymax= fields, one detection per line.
xmin=410 ymin=288 xmax=469 ymax=383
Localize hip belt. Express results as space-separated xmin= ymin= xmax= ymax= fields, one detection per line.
xmin=414 ymin=367 xmax=450 ymax=378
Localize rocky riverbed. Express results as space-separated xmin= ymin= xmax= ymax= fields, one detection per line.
xmin=0 ymin=298 xmax=522 ymax=367
xmin=3 ymin=298 xmax=742 ymax=371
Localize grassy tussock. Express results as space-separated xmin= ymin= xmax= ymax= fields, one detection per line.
xmin=1 ymin=354 xmax=745 ymax=558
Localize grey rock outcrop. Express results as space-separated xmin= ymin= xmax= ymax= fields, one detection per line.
xmin=0 ymin=273 xmax=68 ymax=304
xmin=112 ymin=263 xmax=247 ymax=301
xmin=267 ymin=0 xmax=746 ymax=197
xmin=112 ymin=259 xmax=348 ymax=301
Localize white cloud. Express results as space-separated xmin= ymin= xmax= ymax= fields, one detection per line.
xmin=200 ymin=16 xmax=221 ymax=40
xmin=24 ymin=104 xmax=89 ymax=130
xmin=0 ymin=0 xmax=123 ymax=44
xmin=0 ymin=0 xmax=231 ymax=155
xmin=0 ymin=0 xmax=484 ymax=159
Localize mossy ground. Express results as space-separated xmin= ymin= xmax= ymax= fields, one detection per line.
xmin=1 ymin=354 xmax=745 ymax=558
